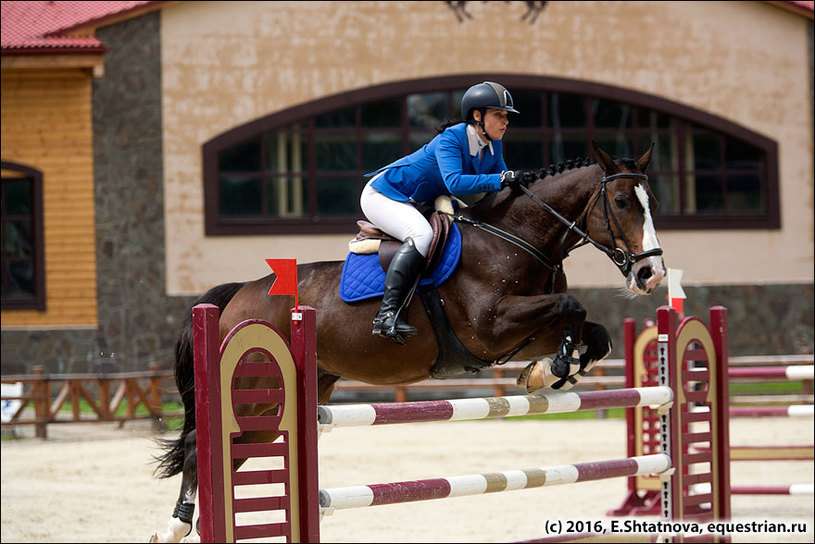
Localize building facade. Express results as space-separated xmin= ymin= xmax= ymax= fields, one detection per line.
xmin=2 ymin=1 xmax=813 ymax=374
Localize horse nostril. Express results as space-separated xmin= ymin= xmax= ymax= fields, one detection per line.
xmin=637 ymin=267 xmax=653 ymax=285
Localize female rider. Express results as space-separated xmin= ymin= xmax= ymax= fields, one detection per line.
xmin=360 ymin=81 xmax=536 ymax=344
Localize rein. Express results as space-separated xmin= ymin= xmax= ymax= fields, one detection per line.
xmin=519 ymin=171 xmax=662 ymax=276
xmin=446 ymin=214 xmax=560 ymax=273
xmin=449 ymin=171 xmax=663 ymax=282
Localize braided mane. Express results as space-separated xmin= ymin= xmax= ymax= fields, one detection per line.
xmin=530 ymin=156 xmax=595 ymax=182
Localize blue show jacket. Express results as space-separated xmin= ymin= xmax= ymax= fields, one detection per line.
xmin=366 ymin=123 xmax=506 ymax=202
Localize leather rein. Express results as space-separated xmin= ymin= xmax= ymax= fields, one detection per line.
xmin=448 ymin=171 xmax=664 ymax=283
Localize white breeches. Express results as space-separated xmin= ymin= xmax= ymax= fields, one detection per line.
xmin=360 ymin=178 xmax=433 ymax=258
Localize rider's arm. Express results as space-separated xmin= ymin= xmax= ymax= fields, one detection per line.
xmin=436 ymin=130 xmax=502 ymax=195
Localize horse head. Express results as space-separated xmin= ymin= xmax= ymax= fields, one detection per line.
xmin=586 ymin=141 xmax=666 ymax=295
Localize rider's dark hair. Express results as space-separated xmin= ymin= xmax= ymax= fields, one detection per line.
xmin=435 ymin=118 xmax=460 ymax=134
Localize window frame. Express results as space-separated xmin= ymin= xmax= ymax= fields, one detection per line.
xmin=1 ymin=161 xmax=46 ymax=311
xmin=202 ymin=74 xmax=779 ymax=235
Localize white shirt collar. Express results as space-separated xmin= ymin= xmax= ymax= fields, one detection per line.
xmin=466 ymin=124 xmax=494 ymax=157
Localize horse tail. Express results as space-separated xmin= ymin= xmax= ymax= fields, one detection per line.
xmin=153 ymin=281 xmax=244 ymax=479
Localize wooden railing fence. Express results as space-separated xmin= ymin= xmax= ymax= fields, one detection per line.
xmin=2 ymin=354 xmax=811 ymax=438
xmin=1 ymin=363 xmax=181 ymax=438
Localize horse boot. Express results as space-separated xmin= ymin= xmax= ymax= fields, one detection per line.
xmin=517 ymin=333 xmax=582 ymax=393
xmin=372 ymin=237 xmax=426 ymax=345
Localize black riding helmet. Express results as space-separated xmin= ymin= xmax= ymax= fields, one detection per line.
xmin=460 ymin=81 xmax=520 ymax=140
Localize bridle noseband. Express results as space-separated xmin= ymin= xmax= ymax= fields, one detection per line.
xmin=582 ymin=172 xmax=664 ymax=277
xmin=450 ymin=171 xmax=663 ymax=281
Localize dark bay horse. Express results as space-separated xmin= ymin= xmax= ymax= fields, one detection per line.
xmin=150 ymin=141 xmax=665 ymax=542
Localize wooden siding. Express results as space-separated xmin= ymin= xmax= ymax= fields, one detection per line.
xmin=1 ymin=69 xmax=98 ymax=328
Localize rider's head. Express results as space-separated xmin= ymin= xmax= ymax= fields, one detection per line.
xmin=461 ymin=81 xmax=520 ymax=141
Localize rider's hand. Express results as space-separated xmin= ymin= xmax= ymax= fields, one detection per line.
xmin=500 ymin=170 xmax=537 ymax=189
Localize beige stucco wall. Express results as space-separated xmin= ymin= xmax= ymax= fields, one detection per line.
xmin=160 ymin=1 xmax=813 ymax=295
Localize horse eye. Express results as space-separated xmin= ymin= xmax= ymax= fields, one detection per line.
xmin=614 ymin=195 xmax=629 ymax=210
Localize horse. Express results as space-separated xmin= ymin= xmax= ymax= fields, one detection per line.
xmin=149 ymin=141 xmax=665 ymax=542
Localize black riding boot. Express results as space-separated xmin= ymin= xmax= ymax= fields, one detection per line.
xmin=372 ymin=238 xmax=426 ymax=345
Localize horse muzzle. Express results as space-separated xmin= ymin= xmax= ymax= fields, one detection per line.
xmin=627 ymin=254 xmax=666 ymax=295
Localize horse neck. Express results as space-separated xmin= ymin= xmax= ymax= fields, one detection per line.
xmin=468 ymin=165 xmax=601 ymax=258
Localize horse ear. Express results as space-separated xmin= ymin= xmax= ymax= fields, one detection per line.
xmin=636 ymin=142 xmax=655 ymax=173
xmin=591 ymin=140 xmax=618 ymax=174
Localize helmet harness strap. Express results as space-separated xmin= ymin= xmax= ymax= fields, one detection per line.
xmin=474 ymin=108 xmax=492 ymax=141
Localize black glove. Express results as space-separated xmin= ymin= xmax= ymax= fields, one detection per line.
xmin=500 ymin=170 xmax=537 ymax=189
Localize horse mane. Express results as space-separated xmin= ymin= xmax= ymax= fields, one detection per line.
xmin=528 ymin=156 xmax=596 ymax=184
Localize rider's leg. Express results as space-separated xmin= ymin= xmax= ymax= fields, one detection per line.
xmin=371 ymin=237 xmax=426 ymax=342
xmin=360 ymin=182 xmax=432 ymax=344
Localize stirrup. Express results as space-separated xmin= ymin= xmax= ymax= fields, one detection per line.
xmin=372 ymin=312 xmax=414 ymax=345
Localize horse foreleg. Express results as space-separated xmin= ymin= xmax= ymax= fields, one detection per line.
xmin=488 ymin=292 xmax=591 ymax=393
xmin=576 ymin=320 xmax=612 ymax=378
xmin=150 ymin=431 xmax=198 ymax=543
xmin=518 ymin=320 xmax=612 ymax=393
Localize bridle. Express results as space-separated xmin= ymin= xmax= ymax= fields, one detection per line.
xmin=450 ymin=171 xmax=663 ymax=280
xmin=526 ymin=171 xmax=664 ymax=277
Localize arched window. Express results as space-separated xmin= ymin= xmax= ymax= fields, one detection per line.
xmin=1 ymin=161 xmax=45 ymax=310
xmin=203 ymin=75 xmax=779 ymax=235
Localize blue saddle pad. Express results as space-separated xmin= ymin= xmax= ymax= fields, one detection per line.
xmin=340 ymin=223 xmax=462 ymax=302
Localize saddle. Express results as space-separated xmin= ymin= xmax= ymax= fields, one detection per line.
xmin=349 ymin=196 xmax=454 ymax=273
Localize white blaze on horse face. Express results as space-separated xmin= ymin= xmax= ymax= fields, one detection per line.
xmin=631 ymin=184 xmax=665 ymax=293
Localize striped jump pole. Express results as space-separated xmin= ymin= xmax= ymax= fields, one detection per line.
xmin=318 ymin=387 xmax=673 ymax=428
xmin=728 ymin=365 xmax=814 ymax=380
xmin=731 ymin=484 xmax=814 ymax=495
xmin=729 ymin=405 xmax=814 ymax=417
xmin=320 ymin=454 xmax=671 ymax=512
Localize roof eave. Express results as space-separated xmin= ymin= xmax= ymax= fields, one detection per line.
xmin=765 ymin=1 xmax=815 ymax=19
xmin=1 ymin=49 xmax=108 ymax=77
xmin=51 ymin=1 xmax=176 ymax=37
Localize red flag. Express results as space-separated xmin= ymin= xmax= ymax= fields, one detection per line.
xmin=266 ymin=259 xmax=298 ymax=310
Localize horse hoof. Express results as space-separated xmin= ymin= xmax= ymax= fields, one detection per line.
xmin=517 ymin=359 xmax=551 ymax=393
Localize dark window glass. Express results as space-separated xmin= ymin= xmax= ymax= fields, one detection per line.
xmin=650 ymin=173 xmax=680 ymax=214
xmin=692 ymin=131 xmax=722 ymax=170
xmin=594 ymin=135 xmax=635 ymax=159
xmin=314 ymin=136 xmax=356 ymax=171
xmin=549 ymin=93 xmax=586 ymax=127
xmin=550 ymin=134 xmax=589 ymax=164
xmin=315 ymin=106 xmax=356 ymax=128
xmin=593 ymin=100 xmax=632 ymax=129
xmin=408 ymin=93 xmax=448 ymax=130
xmin=7 ymin=260 xmax=34 ymax=298
xmin=218 ymin=139 xmax=261 ymax=172
xmin=725 ymin=137 xmax=762 ymax=171
xmin=409 ymin=131 xmax=432 ymax=153
xmin=316 ymin=176 xmax=358 ymax=216
xmin=695 ymin=175 xmax=724 ymax=212
xmin=4 ymin=220 xmax=32 ymax=257
xmin=219 ymin=176 xmax=262 ymax=216
xmin=362 ymin=98 xmax=402 ymax=128
xmin=362 ymin=132 xmax=402 ymax=172
xmin=5 ymin=180 xmax=32 ymax=215
xmin=727 ymin=175 xmax=764 ymax=212
xmin=636 ymin=108 xmax=672 ymax=129
xmin=2 ymin=164 xmax=45 ymax=310
xmin=508 ymin=89 xmax=542 ymax=128
xmin=503 ymin=135 xmax=543 ymax=169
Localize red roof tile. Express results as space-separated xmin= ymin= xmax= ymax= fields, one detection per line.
xmin=1 ymin=1 xmax=158 ymax=54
